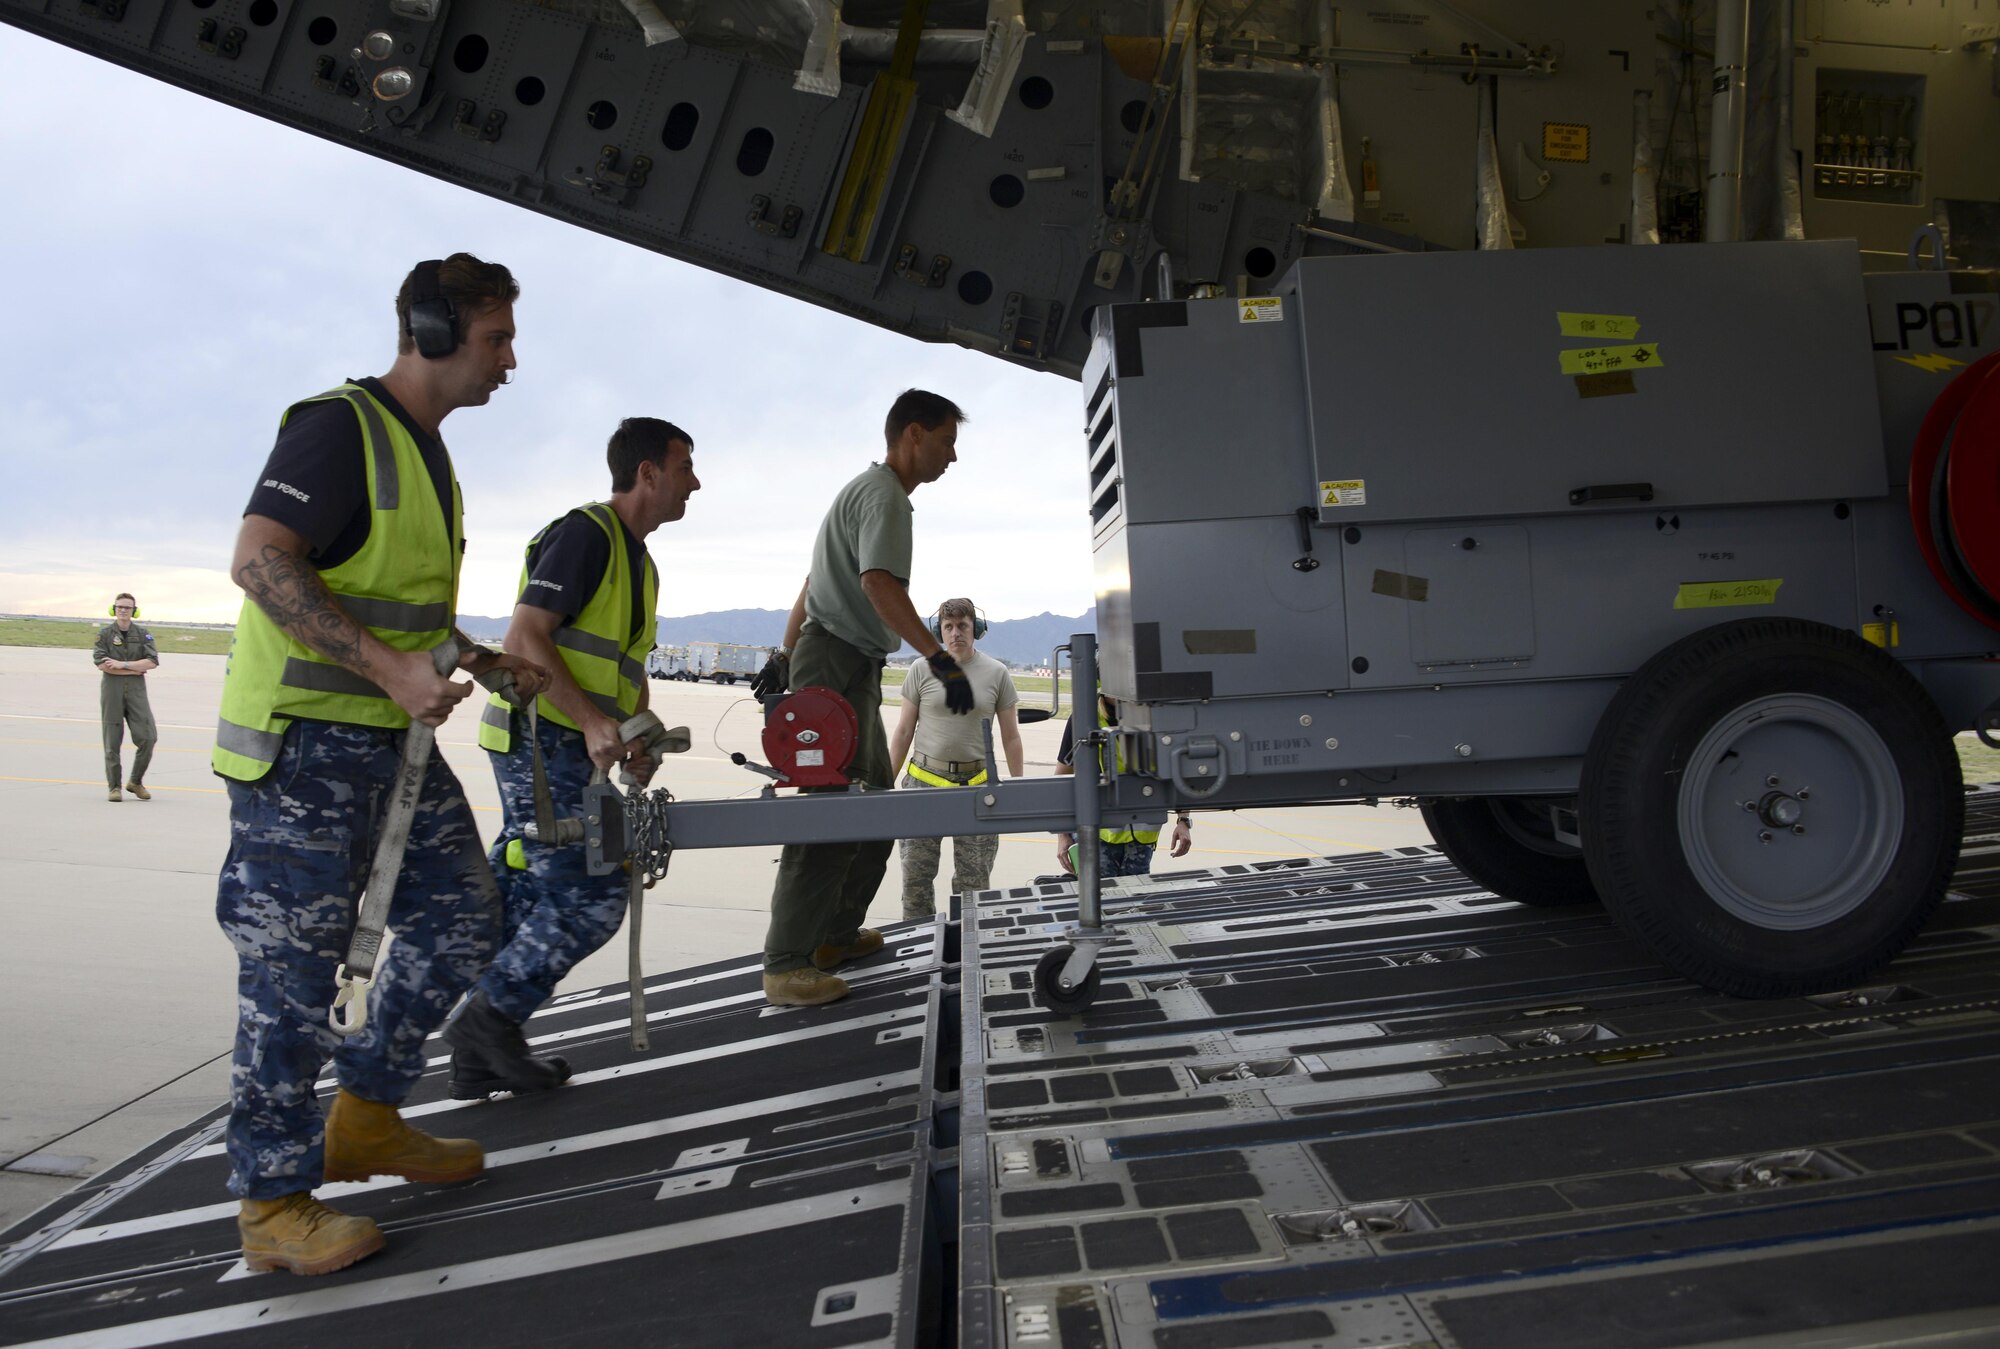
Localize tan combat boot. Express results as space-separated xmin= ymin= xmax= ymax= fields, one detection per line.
xmin=239 ymin=1192 xmax=385 ymax=1276
xmin=323 ymin=1088 xmax=483 ymax=1184
xmin=764 ymin=968 xmax=851 ymax=1007
xmin=126 ymin=782 xmax=151 ymax=800
xmin=812 ymin=927 xmax=884 ymax=971
xmin=107 ymin=786 xmax=122 ymax=802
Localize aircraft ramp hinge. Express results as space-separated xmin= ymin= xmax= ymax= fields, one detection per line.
xmin=565 ymin=146 xmax=652 ymax=204
xmin=749 ymin=195 xmax=803 ymax=239
xmin=452 ymin=98 xmax=505 ymax=143
xmin=311 ymin=57 xmax=361 ymax=96
xmin=77 ymin=0 xmax=128 ymax=22
xmin=1000 ymin=292 xmax=1065 ymax=362
xmin=195 ymin=18 xmax=246 ymax=58
xmin=893 ymin=244 xmax=951 ymax=288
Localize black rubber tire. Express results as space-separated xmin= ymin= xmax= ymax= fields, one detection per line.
xmin=1580 ymin=617 xmax=1962 ymax=998
xmin=1033 ymin=946 xmax=1101 ymax=1015
xmin=1419 ymin=796 xmax=1598 ymax=907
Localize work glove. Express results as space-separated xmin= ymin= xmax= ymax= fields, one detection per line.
xmin=750 ymin=649 xmax=790 ymax=700
xmin=927 ymin=650 xmax=975 ymax=715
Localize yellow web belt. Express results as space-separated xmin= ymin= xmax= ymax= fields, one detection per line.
xmin=907 ymin=761 xmax=988 ymax=789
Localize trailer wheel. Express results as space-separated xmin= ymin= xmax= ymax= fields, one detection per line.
xmin=1033 ymin=946 xmax=1101 ymax=1015
xmin=1419 ymin=797 xmax=1597 ymax=907
xmin=1580 ymin=617 xmax=1961 ymax=998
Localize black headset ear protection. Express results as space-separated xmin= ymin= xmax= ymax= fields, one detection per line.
xmin=109 ymin=600 xmax=140 ymax=618
xmin=927 ymin=601 xmax=988 ymax=642
xmin=405 ymin=259 xmax=459 ymax=359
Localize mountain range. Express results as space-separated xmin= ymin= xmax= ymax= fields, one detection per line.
xmin=458 ymin=607 xmax=1096 ymax=667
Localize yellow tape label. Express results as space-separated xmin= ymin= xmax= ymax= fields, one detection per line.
xmin=1557 ymin=311 xmax=1640 ymax=339
xmin=1559 ymin=343 xmax=1663 ymax=376
xmin=1319 ymin=479 xmax=1366 ymax=507
xmin=1862 ymin=621 xmax=1901 ymax=648
xmin=1543 ymin=122 xmax=1590 ymax=163
xmin=1674 ymin=579 xmax=1784 ymax=610
xmin=1239 ymin=297 xmax=1284 ymax=324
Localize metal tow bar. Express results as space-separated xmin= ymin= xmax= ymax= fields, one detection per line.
xmin=330 ymin=637 xmax=462 ymax=1036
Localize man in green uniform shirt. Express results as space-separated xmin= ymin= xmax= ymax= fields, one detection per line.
xmin=751 ymin=389 xmax=975 ymax=1006
xmin=95 ymin=592 xmax=158 ymax=801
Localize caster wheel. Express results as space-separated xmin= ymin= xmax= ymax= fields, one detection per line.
xmin=1034 ymin=945 xmax=1101 ymax=1014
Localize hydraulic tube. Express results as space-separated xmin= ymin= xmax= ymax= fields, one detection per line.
xmin=1705 ymin=0 xmax=1751 ymax=241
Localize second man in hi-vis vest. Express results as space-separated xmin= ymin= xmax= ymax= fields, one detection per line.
xmin=214 ymin=255 xmax=551 ymax=1278
xmin=458 ymin=418 xmax=699 ymax=1098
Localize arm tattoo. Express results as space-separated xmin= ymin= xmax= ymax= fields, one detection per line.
xmin=236 ymin=545 xmax=370 ymax=671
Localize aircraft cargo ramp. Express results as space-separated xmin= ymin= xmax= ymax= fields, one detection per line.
xmin=6 ymin=789 xmax=2000 ymax=1348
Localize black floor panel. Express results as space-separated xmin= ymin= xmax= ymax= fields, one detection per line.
xmin=9 ymin=788 xmax=2000 ymax=1346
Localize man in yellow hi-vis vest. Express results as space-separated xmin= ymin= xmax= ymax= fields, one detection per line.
xmin=454 ymin=418 xmax=699 ymax=1099
xmin=213 ymin=255 xmax=550 ymax=1278
xmin=1055 ymin=695 xmax=1193 ymax=876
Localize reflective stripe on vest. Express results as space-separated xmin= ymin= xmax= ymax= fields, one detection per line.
xmin=906 ymin=761 xmax=989 ymax=789
xmin=478 ymin=502 xmax=658 ymax=753
xmin=1086 ymin=705 xmax=1161 ymax=845
xmin=212 ymin=384 xmax=460 ymax=781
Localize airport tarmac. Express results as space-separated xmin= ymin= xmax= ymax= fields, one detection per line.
xmin=0 ymin=645 xmax=1437 ymax=1232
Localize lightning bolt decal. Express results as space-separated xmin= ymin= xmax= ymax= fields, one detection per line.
xmin=1896 ymin=353 xmax=1967 ymax=374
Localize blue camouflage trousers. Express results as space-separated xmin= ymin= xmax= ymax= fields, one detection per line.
xmin=478 ymin=713 xmax=629 ymax=1023
xmin=1100 ymin=839 xmax=1156 ymax=877
xmin=216 ymin=719 xmax=499 ymax=1200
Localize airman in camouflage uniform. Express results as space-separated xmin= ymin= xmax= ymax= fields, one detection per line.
xmin=211 ymin=255 xmax=550 ymax=1277
xmin=457 ymin=419 xmax=698 ymax=1099
xmin=95 ymin=593 xmax=158 ymax=801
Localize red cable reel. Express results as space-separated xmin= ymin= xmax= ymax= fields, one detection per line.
xmin=760 ymin=686 xmax=860 ymax=788
xmin=1907 ymin=351 xmax=2000 ymax=631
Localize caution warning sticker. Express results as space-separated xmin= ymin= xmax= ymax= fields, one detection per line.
xmin=1673 ymin=579 xmax=1784 ymax=610
xmin=1239 ymin=297 xmax=1284 ymax=324
xmin=1319 ymin=479 xmax=1366 ymax=507
xmin=1543 ymin=122 xmax=1590 ymax=162
xmin=1559 ymin=343 xmax=1663 ymax=376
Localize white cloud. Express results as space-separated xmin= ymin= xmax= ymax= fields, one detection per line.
xmin=0 ymin=29 xmax=1094 ymax=625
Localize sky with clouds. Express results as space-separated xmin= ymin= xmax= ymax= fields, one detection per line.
xmin=0 ymin=27 xmax=1096 ymax=626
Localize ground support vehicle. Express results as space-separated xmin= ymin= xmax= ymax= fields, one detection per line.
xmin=645 ymin=644 xmax=694 ymax=680
xmin=687 ymin=641 xmax=771 ymax=685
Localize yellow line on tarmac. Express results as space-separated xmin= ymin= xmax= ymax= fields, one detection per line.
xmin=0 ymin=774 xmax=227 ymax=794
xmin=0 ymin=712 xmax=218 ymax=733
xmin=0 ymin=737 xmax=210 ymax=754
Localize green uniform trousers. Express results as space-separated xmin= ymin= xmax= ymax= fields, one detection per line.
xmin=764 ymin=621 xmax=892 ymax=973
xmin=102 ymin=675 xmax=157 ymax=790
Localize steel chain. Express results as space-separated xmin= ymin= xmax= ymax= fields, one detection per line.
xmin=625 ymin=785 xmax=677 ymax=885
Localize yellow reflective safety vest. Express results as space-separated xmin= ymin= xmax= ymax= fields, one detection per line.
xmin=213 ymin=384 xmax=461 ymax=781
xmin=1079 ymin=707 xmax=1160 ymax=846
xmin=478 ymin=503 xmax=658 ymax=752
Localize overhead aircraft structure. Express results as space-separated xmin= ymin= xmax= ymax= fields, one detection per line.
xmin=7 ymin=0 xmax=1996 ymax=379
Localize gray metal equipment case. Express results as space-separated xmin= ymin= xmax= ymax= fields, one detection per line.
xmin=1086 ymin=238 xmax=2000 ymax=999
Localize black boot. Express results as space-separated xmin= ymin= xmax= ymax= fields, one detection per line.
xmin=442 ymin=993 xmax=572 ymax=1100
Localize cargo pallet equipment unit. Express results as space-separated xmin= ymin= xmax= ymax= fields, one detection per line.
xmin=4 ymin=784 xmax=1999 ymax=1348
